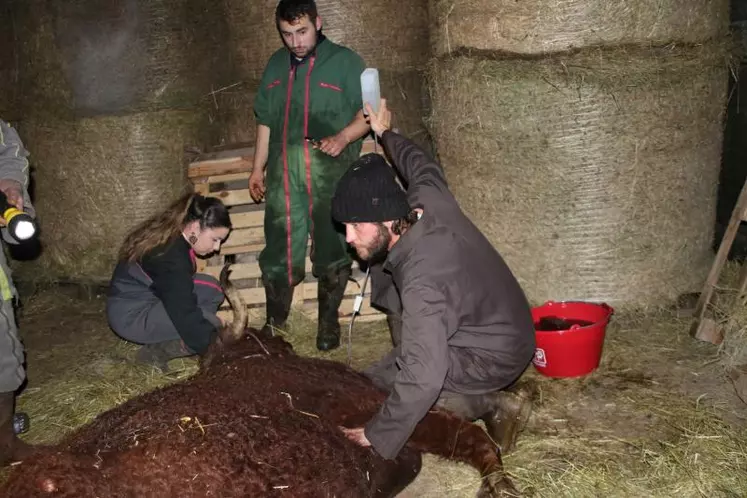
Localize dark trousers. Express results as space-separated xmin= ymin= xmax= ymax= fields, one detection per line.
xmin=108 ymin=271 xmax=224 ymax=346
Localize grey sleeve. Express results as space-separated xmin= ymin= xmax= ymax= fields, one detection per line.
xmin=0 ymin=120 xmax=36 ymax=245
xmin=363 ymin=280 xmax=450 ymax=460
xmin=0 ymin=120 xmax=31 ymax=189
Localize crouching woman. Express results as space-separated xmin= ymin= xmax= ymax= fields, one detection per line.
xmin=106 ymin=192 xmax=232 ymax=371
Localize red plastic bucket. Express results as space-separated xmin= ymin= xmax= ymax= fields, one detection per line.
xmin=531 ymin=301 xmax=614 ymax=378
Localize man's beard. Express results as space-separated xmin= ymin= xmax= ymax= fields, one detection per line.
xmin=360 ymin=223 xmax=391 ymax=264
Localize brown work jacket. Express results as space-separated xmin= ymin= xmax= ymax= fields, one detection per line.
xmin=364 ymin=130 xmax=536 ymax=460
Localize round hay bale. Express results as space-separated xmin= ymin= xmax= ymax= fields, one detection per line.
xmin=16 ymin=0 xmax=230 ymax=118
xmin=380 ymin=69 xmax=431 ymax=150
xmin=13 ymin=0 xmax=74 ymax=119
xmin=429 ymin=0 xmax=729 ymax=56
xmin=226 ymin=0 xmax=429 ymax=81
xmin=210 ymin=81 xmax=260 ymax=146
xmin=14 ymin=110 xmax=210 ymax=282
xmin=224 ymin=0 xmax=283 ymax=83
xmin=316 ymin=0 xmax=429 ymax=71
xmin=427 ymin=43 xmax=729 ymax=308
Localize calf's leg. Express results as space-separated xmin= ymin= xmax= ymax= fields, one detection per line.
xmin=406 ymin=410 xmax=520 ymax=497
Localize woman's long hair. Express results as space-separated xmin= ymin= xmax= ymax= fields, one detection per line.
xmin=118 ymin=191 xmax=232 ymax=262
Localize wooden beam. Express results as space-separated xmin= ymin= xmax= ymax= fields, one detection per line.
xmin=188 ymin=157 xmax=253 ymax=178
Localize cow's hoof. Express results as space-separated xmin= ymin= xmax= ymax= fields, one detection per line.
xmin=476 ymin=470 xmax=521 ymax=498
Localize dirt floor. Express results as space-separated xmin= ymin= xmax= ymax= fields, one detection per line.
xmin=4 ymin=285 xmax=747 ymax=497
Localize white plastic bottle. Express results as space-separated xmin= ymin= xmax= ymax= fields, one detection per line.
xmin=360 ymin=68 xmax=380 ymax=114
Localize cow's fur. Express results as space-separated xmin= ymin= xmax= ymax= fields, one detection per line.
xmin=1 ymin=267 xmax=518 ymax=497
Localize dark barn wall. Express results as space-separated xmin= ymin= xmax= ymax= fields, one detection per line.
xmin=717 ymin=1 xmax=747 ymax=259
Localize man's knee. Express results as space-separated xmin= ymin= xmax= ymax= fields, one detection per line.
xmin=434 ymin=390 xmax=495 ymax=421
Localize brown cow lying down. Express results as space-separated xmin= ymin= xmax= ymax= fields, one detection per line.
xmin=0 ymin=266 xmax=519 ymax=497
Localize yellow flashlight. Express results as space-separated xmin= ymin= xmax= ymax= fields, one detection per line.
xmin=0 ymin=190 xmax=36 ymax=242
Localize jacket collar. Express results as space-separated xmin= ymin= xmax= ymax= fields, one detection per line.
xmin=383 ymin=211 xmax=427 ymax=272
xmin=289 ymin=33 xmax=327 ymax=68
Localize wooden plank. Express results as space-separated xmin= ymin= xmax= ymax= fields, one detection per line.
xmin=236 ymin=287 xmax=266 ymax=306
xmin=203 ymin=257 xmax=370 ymax=284
xmin=209 ymin=188 xmax=253 ymax=207
xmin=223 ymin=226 xmax=264 ymax=249
xmin=216 ymin=304 xmax=383 ymax=324
xmin=211 ymin=267 xmax=372 ymax=309
xmin=302 ymin=295 xmax=383 ymax=319
xmin=204 ymin=262 xmax=261 ymax=280
xmin=203 ymin=259 xmax=315 ymax=280
xmin=226 ymin=284 xmax=372 ymax=309
xmin=691 ymin=317 xmax=724 ymax=345
xmin=221 ymin=243 xmax=266 ymax=255
xmin=230 ymin=210 xmax=265 ymax=229
xmin=194 ymin=146 xmax=256 ymax=162
xmin=193 ymin=183 xmax=210 ymax=196
xmin=189 ymin=157 xmax=253 ymax=178
xmin=205 ymin=172 xmax=252 ymax=184
xmin=203 ymin=258 xmax=367 ymax=282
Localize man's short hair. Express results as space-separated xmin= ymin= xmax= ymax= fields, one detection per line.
xmin=276 ymin=0 xmax=318 ymax=25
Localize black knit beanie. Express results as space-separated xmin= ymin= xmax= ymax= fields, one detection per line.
xmin=331 ymin=153 xmax=410 ymax=223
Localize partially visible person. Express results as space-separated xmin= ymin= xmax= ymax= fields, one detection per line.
xmin=0 ymin=118 xmax=36 ymax=466
xmin=332 ymin=100 xmax=537 ymax=461
xmin=248 ymin=0 xmax=370 ymax=351
xmin=107 ymin=192 xmax=232 ymax=372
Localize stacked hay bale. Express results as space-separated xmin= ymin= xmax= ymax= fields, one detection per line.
xmin=428 ymin=0 xmax=729 ymax=56
xmin=427 ymin=0 xmax=731 ymax=307
xmin=222 ymin=0 xmax=431 ymax=147
xmin=11 ymin=0 xmax=229 ymax=282
xmin=17 ymin=112 xmax=210 ymax=281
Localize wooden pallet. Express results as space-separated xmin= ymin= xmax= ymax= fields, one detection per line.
xmin=188 ymin=138 xmax=385 ymax=323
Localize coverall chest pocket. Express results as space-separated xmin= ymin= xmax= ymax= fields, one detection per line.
xmin=312 ymin=81 xmax=347 ymax=115
xmin=264 ymin=78 xmax=286 ymax=124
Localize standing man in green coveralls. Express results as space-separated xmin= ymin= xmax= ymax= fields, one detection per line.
xmin=249 ymin=0 xmax=370 ymax=351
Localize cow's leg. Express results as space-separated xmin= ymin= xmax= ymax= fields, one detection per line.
xmin=370 ymin=446 xmax=422 ymax=498
xmin=406 ymin=410 xmax=519 ymax=497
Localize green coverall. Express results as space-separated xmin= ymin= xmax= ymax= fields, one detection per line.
xmin=254 ymin=38 xmax=364 ymax=285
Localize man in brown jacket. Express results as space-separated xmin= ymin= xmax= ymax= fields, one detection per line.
xmin=331 ymin=100 xmax=537 ymax=461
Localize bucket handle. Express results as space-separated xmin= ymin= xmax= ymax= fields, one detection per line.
xmin=601 ymin=303 xmax=614 ymax=317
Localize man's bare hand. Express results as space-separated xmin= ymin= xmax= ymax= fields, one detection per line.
xmin=248 ymin=169 xmax=265 ymax=203
xmin=317 ymin=132 xmax=349 ymax=157
xmin=364 ymin=99 xmax=391 ymax=138
xmin=339 ymin=426 xmax=371 ymax=447
xmin=0 ymin=179 xmax=23 ymax=227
